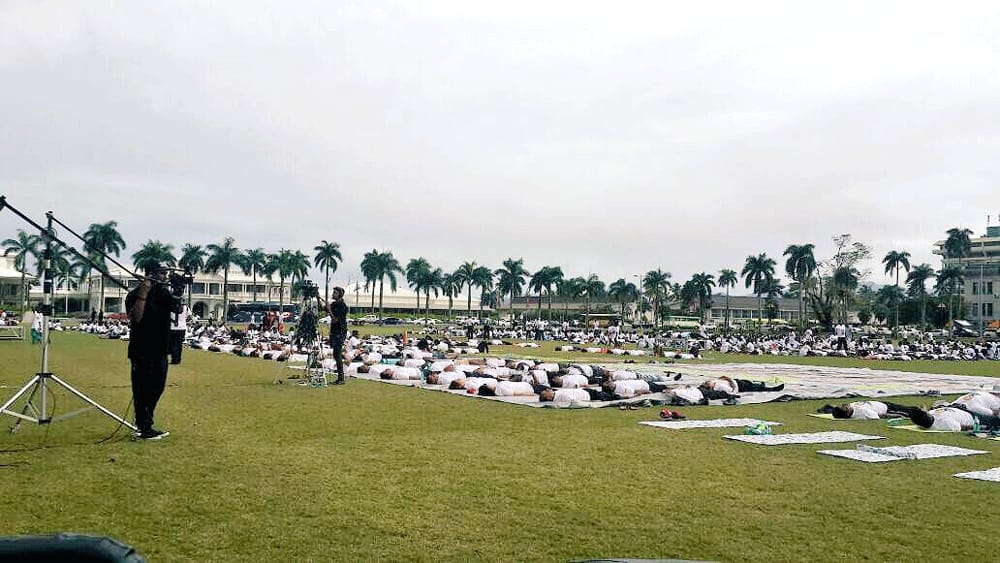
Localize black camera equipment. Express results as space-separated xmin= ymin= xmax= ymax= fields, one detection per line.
xmin=300 ymin=279 xmax=320 ymax=300
xmin=0 ymin=195 xmax=140 ymax=433
xmin=165 ymin=268 xmax=194 ymax=298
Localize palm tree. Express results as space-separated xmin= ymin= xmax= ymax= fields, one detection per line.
xmin=542 ymin=266 xmax=564 ymax=321
xmin=370 ymin=251 xmax=402 ymax=317
xmin=204 ymin=237 xmax=242 ymax=322
xmin=453 ymin=262 xmax=477 ymax=315
xmin=783 ymin=244 xmax=816 ymax=332
xmin=360 ymin=249 xmax=380 ymax=315
xmin=83 ymin=221 xmax=126 ymax=313
xmin=935 ymin=265 xmax=964 ymax=329
xmin=558 ymin=276 xmax=586 ymax=321
xmin=642 ymin=269 xmax=672 ymax=327
xmin=261 ymin=253 xmax=280 ymax=304
xmin=177 ymin=243 xmax=207 ymax=310
xmin=690 ymin=272 xmax=715 ymax=323
xmin=422 ymin=267 xmax=444 ymax=318
xmin=48 ymin=245 xmax=76 ymax=314
xmin=273 ymin=249 xmax=297 ymax=308
xmin=439 ymin=272 xmax=460 ymax=319
xmin=906 ymin=263 xmax=935 ymax=329
xmin=881 ymin=250 xmax=911 ymax=332
xmin=179 ymin=243 xmax=207 ymax=274
xmin=241 ymin=248 xmax=268 ymax=303
xmin=131 ymin=240 xmax=177 ymax=272
xmin=718 ymin=268 xmax=738 ymax=334
xmin=832 ymin=266 xmax=860 ymax=324
xmin=581 ymin=274 xmax=605 ymax=323
xmin=2 ymin=229 xmax=40 ymax=312
xmin=741 ymin=253 xmax=776 ymax=331
xmin=288 ymin=250 xmax=311 ymax=300
xmin=470 ymin=266 xmax=493 ymax=318
xmin=495 ymin=258 xmax=529 ymax=319
xmin=406 ymin=258 xmax=432 ymax=311
xmin=608 ymin=279 xmax=639 ymax=321
xmin=313 ymin=240 xmax=342 ymax=304
xmin=943 ymin=227 xmax=973 ymax=268
xmin=527 ymin=268 xmax=548 ymax=320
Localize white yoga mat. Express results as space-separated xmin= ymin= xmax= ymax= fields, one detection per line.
xmin=818 ymin=444 xmax=989 ymax=463
xmin=954 ymin=467 xmax=1000 ymax=482
xmin=640 ymin=419 xmax=782 ymax=430
xmin=724 ymin=431 xmax=884 ymax=445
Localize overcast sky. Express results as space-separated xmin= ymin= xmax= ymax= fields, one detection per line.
xmin=1 ymin=1 xmax=998 ymax=294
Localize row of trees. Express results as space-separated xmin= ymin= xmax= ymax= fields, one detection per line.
xmin=3 ymin=222 xmax=981 ymax=331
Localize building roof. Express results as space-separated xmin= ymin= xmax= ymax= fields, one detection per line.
xmin=0 ymin=256 xmax=35 ymax=281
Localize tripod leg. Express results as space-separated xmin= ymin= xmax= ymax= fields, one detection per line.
xmin=47 ymin=374 xmax=137 ymax=431
xmin=1 ymin=376 xmax=45 ymax=432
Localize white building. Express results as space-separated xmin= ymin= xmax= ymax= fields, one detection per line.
xmin=933 ymin=225 xmax=1000 ymax=330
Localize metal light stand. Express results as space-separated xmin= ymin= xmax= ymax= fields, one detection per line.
xmin=0 ymin=198 xmax=137 ymax=433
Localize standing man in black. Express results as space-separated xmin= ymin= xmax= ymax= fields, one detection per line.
xmin=325 ymin=286 xmax=349 ymax=385
xmin=126 ymin=261 xmax=181 ymax=440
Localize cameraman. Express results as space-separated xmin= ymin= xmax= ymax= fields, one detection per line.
xmin=325 ymin=286 xmax=349 ymax=385
xmin=126 ymin=261 xmax=181 ymax=440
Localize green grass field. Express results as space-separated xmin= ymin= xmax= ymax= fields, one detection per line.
xmin=1 ymin=332 xmax=999 ymax=561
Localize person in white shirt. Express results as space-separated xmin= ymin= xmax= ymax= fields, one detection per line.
xmin=910 ymin=393 xmax=1000 ymax=431
xmin=699 ymin=376 xmax=784 ymax=398
xmin=169 ymin=304 xmax=191 ymax=365
xmin=379 ymin=366 xmax=423 ymax=380
xmin=479 ymin=380 xmax=536 ymax=397
xmin=538 ymin=388 xmax=591 ymax=404
xmin=821 ymin=401 xmax=916 ymax=420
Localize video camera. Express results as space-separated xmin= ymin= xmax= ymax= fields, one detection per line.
xmin=164 ymin=268 xmax=194 ymax=298
xmin=300 ymin=280 xmax=320 ymax=300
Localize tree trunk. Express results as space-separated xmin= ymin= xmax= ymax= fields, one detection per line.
xmin=378 ymin=279 xmax=384 ymax=317
xmin=725 ymin=288 xmax=731 ymax=335
xmin=222 ymin=267 xmax=229 ymax=324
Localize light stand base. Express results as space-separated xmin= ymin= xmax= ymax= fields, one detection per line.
xmin=1 ymin=372 xmax=137 ymax=434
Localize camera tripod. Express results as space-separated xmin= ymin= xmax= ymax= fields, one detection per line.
xmin=0 ymin=197 xmax=138 ymax=433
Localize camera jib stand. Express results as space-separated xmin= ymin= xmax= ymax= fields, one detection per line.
xmin=0 ymin=202 xmax=137 ymax=434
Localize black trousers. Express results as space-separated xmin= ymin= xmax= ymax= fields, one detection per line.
xmin=169 ymin=330 xmax=185 ymax=365
xmin=329 ymin=331 xmax=346 ymax=380
xmin=130 ymin=356 xmax=168 ymax=432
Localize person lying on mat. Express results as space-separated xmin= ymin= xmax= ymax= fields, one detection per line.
xmin=477 ymin=380 xmax=537 ymax=397
xmin=819 ymin=401 xmax=919 ymax=420
xmin=666 ymin=385 xmax=738 ymax=405
xmin=699 ymin=376 xmax=784 ymax=397
xmin=538 ymin=388 xmax=591 ymax=403
xmin=910 ymin=405 xmax=1000 ymax=431
xmin=949 ymin=391 xmax=1000 ymax=417
xmin=379 ymin=366 xmax=423 ymax=380
xmin=549 ymin=372 xmax=589 ymax=389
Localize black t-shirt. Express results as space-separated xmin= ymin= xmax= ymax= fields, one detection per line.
xmin=328 ymin=300 xmax=349 ymax=335
xmin=125 ymin=283 xmax=179 ymax=360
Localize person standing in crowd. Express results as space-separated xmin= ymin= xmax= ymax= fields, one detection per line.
xmin=126 ymin=261 xmax=181 ymax=440
xmin=325 ymin=286 xmax=349 ymax=385
xmin=169 ymin=303 xmax=191 ymax=365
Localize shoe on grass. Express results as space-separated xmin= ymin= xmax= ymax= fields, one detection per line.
xmin=670 ymin=410 xmax=685 ymax=419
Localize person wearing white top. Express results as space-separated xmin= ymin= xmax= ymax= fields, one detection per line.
xmin=699 ymin=377 xmax=784 ymax=398
xmin=603 ymin=379 xmax=651 ymax=399
xmin=823 ymin=400 xmax=917 ymax=420
xmin=551 ymin=373 xmax=588 ymax=389
xmin=482 ymin=381 xmax=536 ymax=397
xmin=169 ymin=305 xmax=191 ymax=365
xmin=379 ymin=366 xmax=423 ymax=380
xmin=910 ymin=395 xmax=1000 ymax=431
xmin=538 ymin=388 xmax=591 ymax=404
